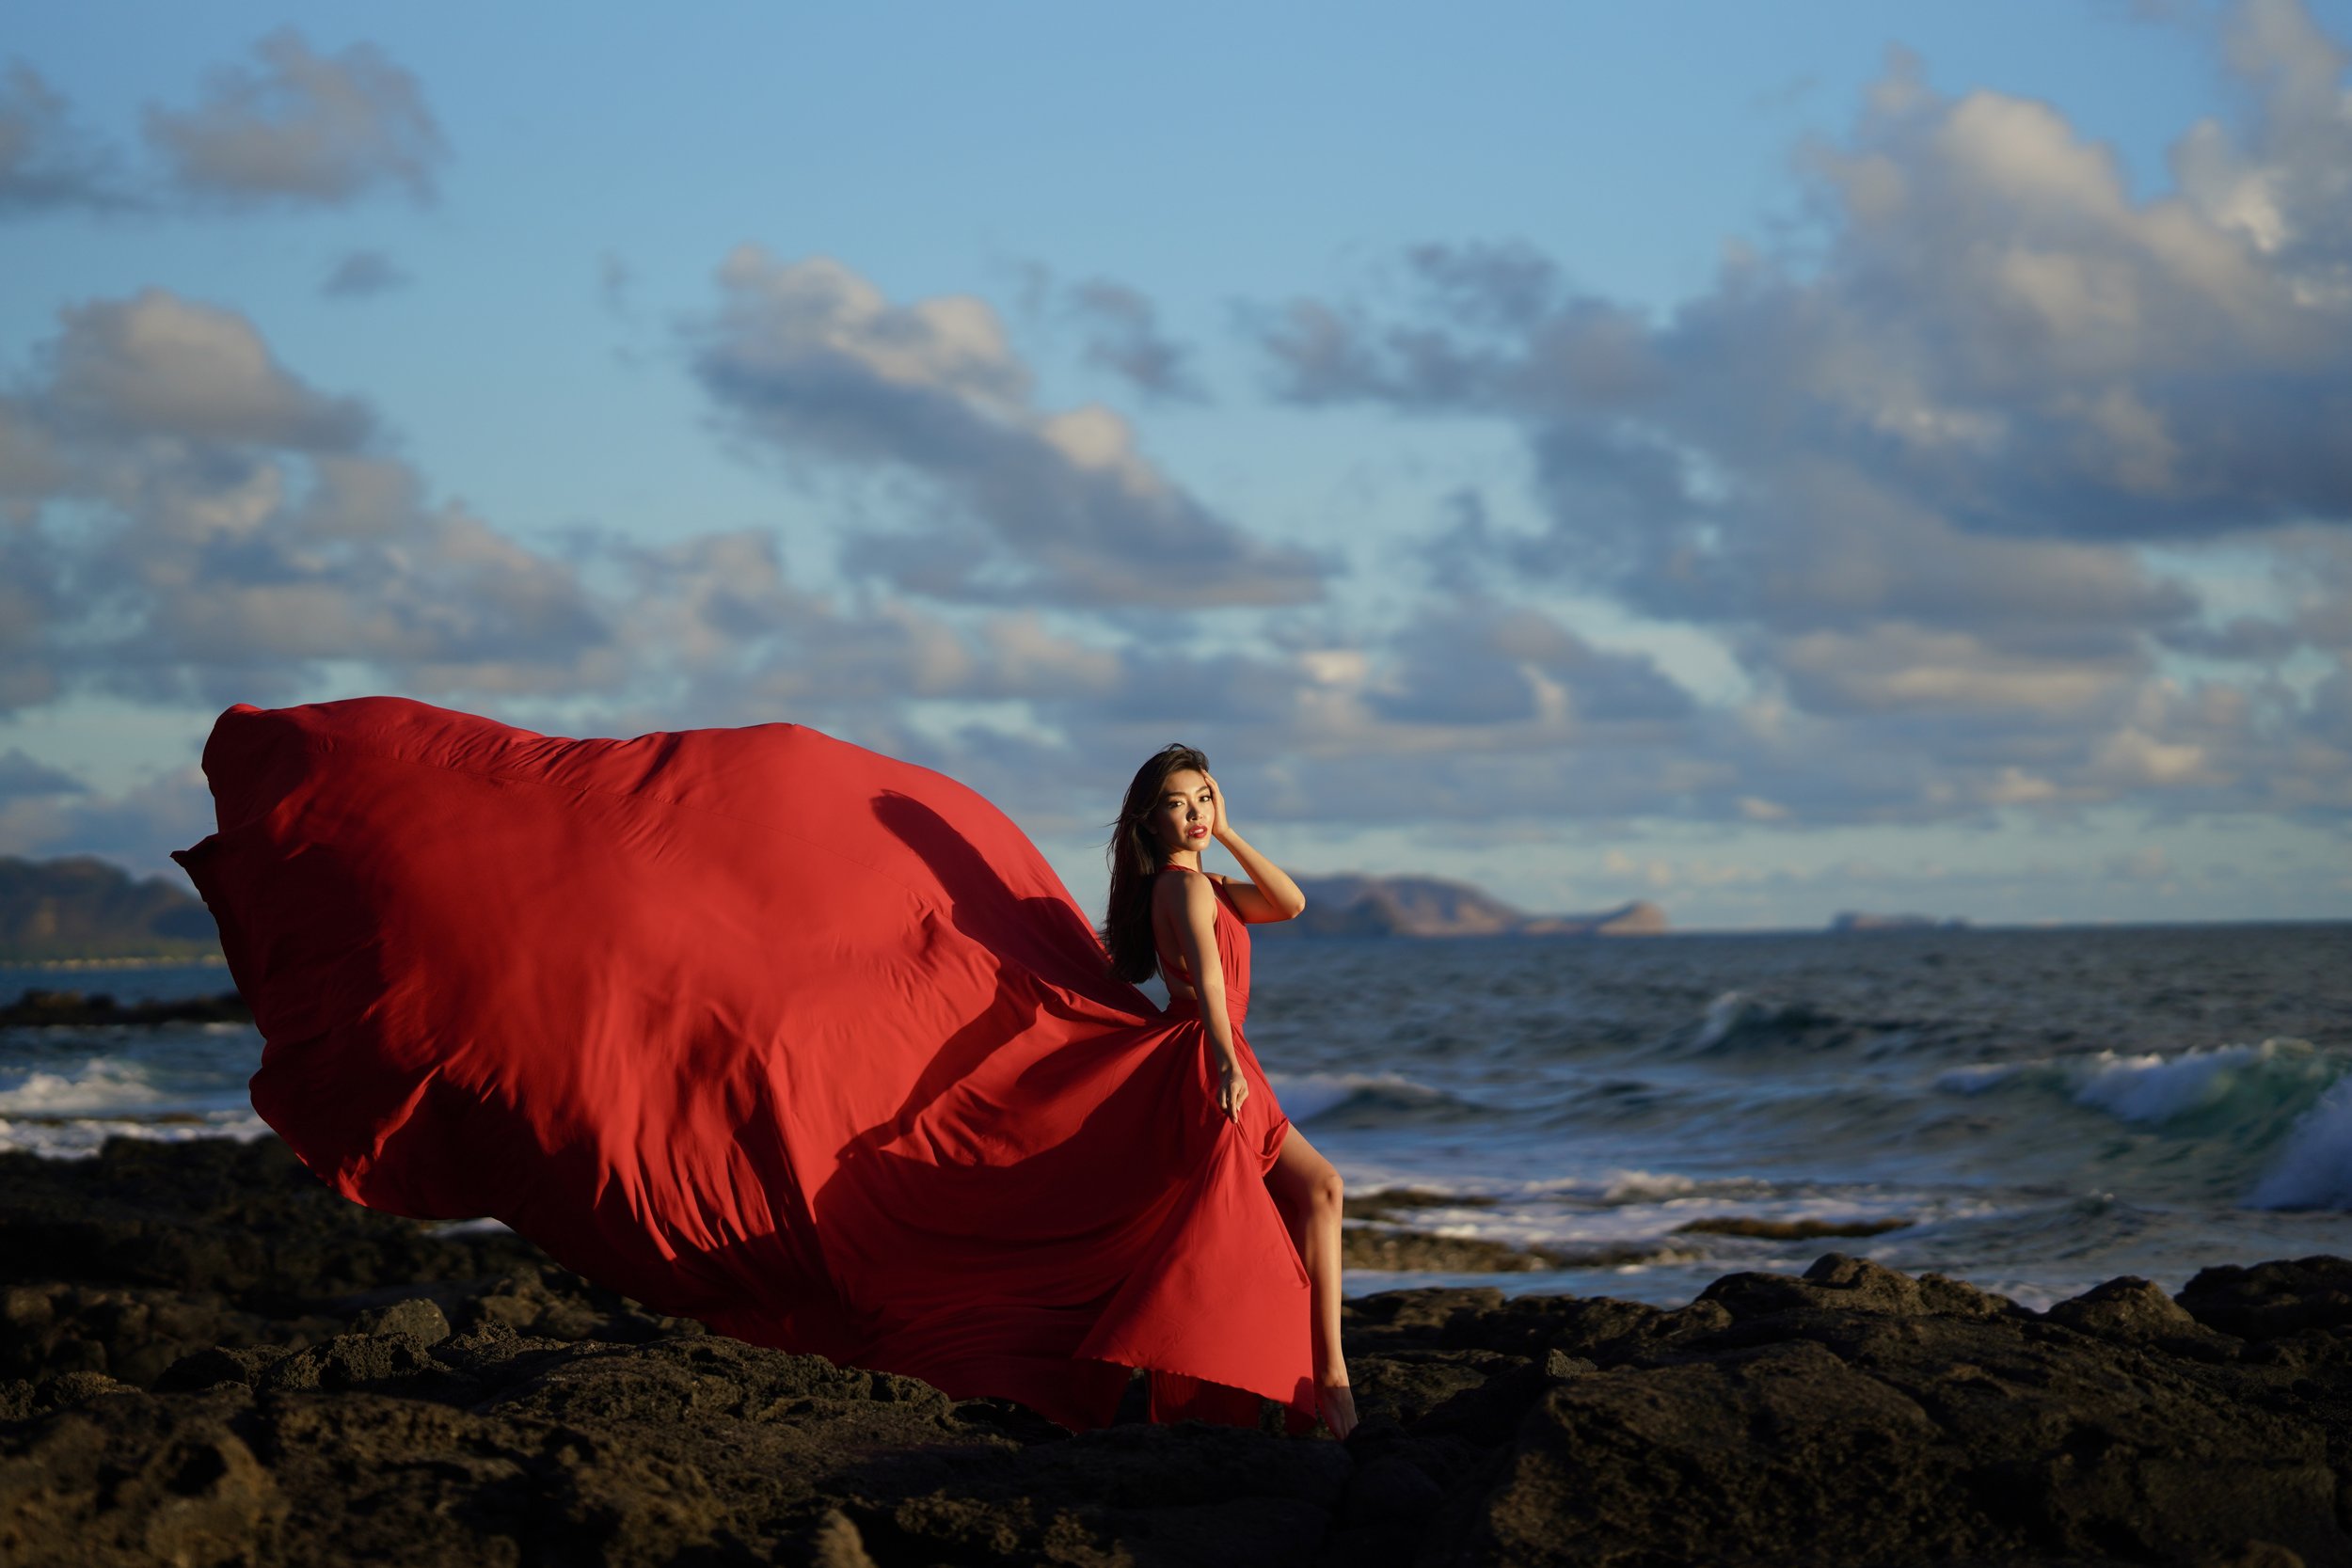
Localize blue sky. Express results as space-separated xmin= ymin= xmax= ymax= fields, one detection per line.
xmin=3 ymin=0 xmax=2348 ymax=927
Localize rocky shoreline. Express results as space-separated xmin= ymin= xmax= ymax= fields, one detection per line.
xmin=0 ymin=987 xmax=250 ymax=1028
xmin=4 ymin=1137 xmax=2347 ymax=1565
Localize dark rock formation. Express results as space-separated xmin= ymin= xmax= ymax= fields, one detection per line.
xmin=0 ymin=854 xmax=220 ymax=961
xmin=1342 ymin=1187 xmax=1501 ymax=1224
xmin=4 ymin=1137 xmax=2348 ymax=1566
xmin=1342 ymin=1227 xmax=1564 ymax=1274
xmin=1672 ymin=1213 xmax=1912 ymax=1240
xmin=0 ymin=988 xmax=249 ymax=1027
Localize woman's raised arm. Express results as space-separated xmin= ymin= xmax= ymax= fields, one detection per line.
xmin=1202 ymin=771 xmax=1306 ymax=923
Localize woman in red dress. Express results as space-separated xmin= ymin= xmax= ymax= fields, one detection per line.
xmin=1099 ymin=745 xmax=1356 ymax=1439
xmin=171 ymin=698 xmax=1355 ymax=1438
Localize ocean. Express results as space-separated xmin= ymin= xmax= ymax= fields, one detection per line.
xmin=5 ymin=921 xmax=2347 ymax=1312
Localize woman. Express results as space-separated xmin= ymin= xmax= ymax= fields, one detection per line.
xmin=172 ymin=697 xmax=1345 ymax=1437
xmin=1099 ymin=745 xmax=1356 ymax=1439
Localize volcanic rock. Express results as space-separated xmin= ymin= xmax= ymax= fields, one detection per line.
xmin=3 ymin=1140 xmax=2348 ymax=1567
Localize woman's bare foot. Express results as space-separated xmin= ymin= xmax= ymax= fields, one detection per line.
xmin=1316 ymin=1380 xmax=1358 ymax=1440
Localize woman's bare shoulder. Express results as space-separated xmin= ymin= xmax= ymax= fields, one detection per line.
xmin=1152 ymin=865 xmax=1216 ymax=911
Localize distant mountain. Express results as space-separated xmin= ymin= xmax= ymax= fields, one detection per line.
xmin=0 ymin=855 xmax=221 ymax=961
xmin=1518 ymin=900 xmax=1672 ymax=937
xmin=1828 ymin=911 xmax=1971 ymax=932
xmin=1265 ymin=874 xmax=1668 ymax=938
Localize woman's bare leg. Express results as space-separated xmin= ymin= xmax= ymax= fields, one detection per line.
xmin=1266 ymin=1125 xmax=1355 ymax=1437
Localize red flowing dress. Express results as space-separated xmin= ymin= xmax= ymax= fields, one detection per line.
xmin=168 ymin=696 xmax=1313 ymax=1433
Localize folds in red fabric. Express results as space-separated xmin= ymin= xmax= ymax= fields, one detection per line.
xmin=169 ymin=696 xmax=1311 ymax=1433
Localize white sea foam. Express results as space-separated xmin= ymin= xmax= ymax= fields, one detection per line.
xmin=1601 ymin=1169 xmax=1701 ymax=1203
xmin=1329 ymin=1158 xmax=1962 ymax=1272
xmin=2068 ymin=1038 xmax=2312 ymax=1125
xmin=0 ymin=1058 xmax=170 ymax=1117
xmin=0 ymin=1107 xmax=271 ymax=1159
xmin=1595 ymin=1169 xmax=1791 ymax=1205
xmin=2249 ymin=1076 xmax=2352 ymax=1211
xmin=0 ymin=1044 xmax=266 ymax=1157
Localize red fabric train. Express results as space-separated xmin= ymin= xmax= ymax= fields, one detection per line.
xmin=169 ymin=696 xmax=1311 ymax=1433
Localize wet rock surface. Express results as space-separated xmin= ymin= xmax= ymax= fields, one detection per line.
xmin=4 ymin=1137 xmax=2349 ymax=1566
xmin=1337 ymin=1190 xmax=1695 ymax=1274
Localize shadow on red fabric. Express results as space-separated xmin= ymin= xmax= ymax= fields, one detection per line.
xmin=168 ymin=695 xmax=1313 ymax=1433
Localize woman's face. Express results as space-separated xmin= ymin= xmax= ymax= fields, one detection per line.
xmin=1150 ymin=768 xmax=1216 ymax=856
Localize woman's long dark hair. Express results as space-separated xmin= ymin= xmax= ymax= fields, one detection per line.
xmin=1101 ymin=743 xmax=1211 ymax=982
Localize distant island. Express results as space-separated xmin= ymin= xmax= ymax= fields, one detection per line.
xmin=1828 ymin=911 xmax=1971 ymax=932
xmin=1264 ymin=874 xmax=1668 ymax=939
xmin=0 ymin=855 xmax=220 ymax=962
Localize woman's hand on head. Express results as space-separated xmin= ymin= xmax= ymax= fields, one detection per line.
xmin=1204 ymin=771 xmax=1231 ymax=844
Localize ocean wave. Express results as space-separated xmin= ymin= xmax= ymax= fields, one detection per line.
xmin=1925 ymin=1037 xmax=2352 ymax=1212
xmin=1928 ymin=1038 xmax=2332 ymax=1125
xmin=1692 ymin=992 xmax=1751 ymax=1052
xmin=2068 ymin=1039 xmax=2319 ymax=1125
xmin=2249 ymin=1077 xmax=2352 ymax=1210
xmin=1689 ymin=990 xmax=1821 ymax=1052
xmin=1266 ymin=1070 xmax=1484 ymax=1124
xmin=1932 ymin=1063 xmax=2022 ymax=1094
xmin=1677 ymin=990 xmax=1883 ymax=1056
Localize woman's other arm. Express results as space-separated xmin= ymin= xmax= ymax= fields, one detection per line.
xmin=1161 ymin=869 xmax=1250 ymax=1123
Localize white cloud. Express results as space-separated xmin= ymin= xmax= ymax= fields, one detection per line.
xmin=3 ymin=288 xmax=1173 ymax=778
xmin=691 ymin=246 xmax=1326 ymax=608
xmin=320 ymin=248 xmax=410 ymax=298
xmin=0 ymin=762 xmax=215 ymax=880
xmin=0 ymin=61 xmax=125 ymax=214
xmin=141 ymin=29 xmax=446 ymax=208
xmin=1247 ymin=0 xmax=2352 ymax=831
xmin=1065 ymin=277 xmax=1205 ymax=403
xmin=1769 ymin=626 xmax=2137 ymax=717
xmin=45 ymin=290 xmax=371 ymax=449
xmin=0 ymin=747 xmax=85 ymax=799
